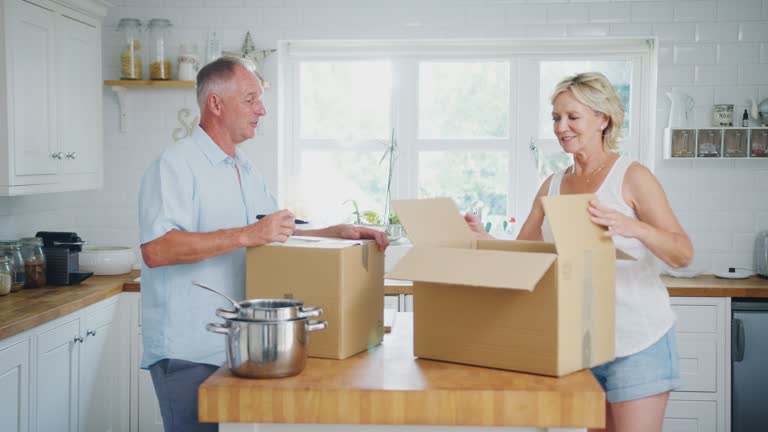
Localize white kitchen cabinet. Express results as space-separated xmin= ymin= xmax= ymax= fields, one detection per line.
xmin=79 ymin=299 xmax=130 ymax=432
xmin=0 ymin=294 xmax=130 ymax=432
xmin=666 ymin=297 xmax=730 ymax=432
xmin=124 ymin=292 xmax=164 ymax=432
xmin=0 ymin=0 xmax=107 ymax=195
xmin=35 ymin=318 xmax=80 ymax=432
xmin=0 ymin=338 xmax=31 ymax=432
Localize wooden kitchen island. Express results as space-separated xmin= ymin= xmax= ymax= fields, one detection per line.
xmin=198 ymin=313 xmax=604 ymax=432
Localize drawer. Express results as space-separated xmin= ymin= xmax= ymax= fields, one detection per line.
xmin=664 ymin=400 xmax=717 ymax=432
xmin=673 ymin=305 xmax=718 ymax=333
xmin=675 ymin=337 xmax=717 ymax=392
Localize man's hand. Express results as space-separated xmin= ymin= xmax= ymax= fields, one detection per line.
xmin=333 ymin=224 xmax=389 ymax=251
xmin=241 ymin=209 xmax=296 ymax=246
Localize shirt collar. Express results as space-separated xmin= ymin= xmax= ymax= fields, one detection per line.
xmin=194 ymin=126 xmax=254 ymax=173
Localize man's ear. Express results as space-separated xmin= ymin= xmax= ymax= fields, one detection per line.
xmin=208 ymin=93 xmax=222 ymax=115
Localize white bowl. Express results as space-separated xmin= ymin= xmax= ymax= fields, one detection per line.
xmin=79 ymin=246 xmax=136 ymax=275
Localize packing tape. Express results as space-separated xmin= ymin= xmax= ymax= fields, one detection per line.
xmin=361 ymin=242 xmax=369 ymax=272
xmin=582 ymin=250 xmax=593 ymax=368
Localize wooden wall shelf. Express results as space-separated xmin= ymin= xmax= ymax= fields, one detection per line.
xmin=104 ymin=80 xmax=195 ymax=131
xmin=104 ymin=80 xmax=195 ymax=88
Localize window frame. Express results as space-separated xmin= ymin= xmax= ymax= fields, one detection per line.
xmin=278 ymin=38 xmax=657 ymax=225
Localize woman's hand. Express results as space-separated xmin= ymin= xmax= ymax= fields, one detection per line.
xmin=588 ymin=200 xmax=646 ymax=239
xmin=464 ymin=212 xmax=495 ymax=240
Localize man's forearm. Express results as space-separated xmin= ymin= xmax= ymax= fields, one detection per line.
xmin=141 ymin=228 xmax=247 ymax=268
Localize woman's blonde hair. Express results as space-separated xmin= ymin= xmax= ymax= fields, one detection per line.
xmin=550 ymin=72 xmax=624 ymax=150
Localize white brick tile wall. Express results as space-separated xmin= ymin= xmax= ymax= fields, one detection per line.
xmin=696 ymin=21 xmax=739 ymax=42
xmin=716 ymin=0 xmax=763 ymax=22
xmin=717 ymin=42 xmax=761 ymax=64
xmin=505 ymin=5 xmax=546 ymax=24
xmin=546 ymin=5 xmax=589 ymax=24
xmin=588 ymin=4 xmax=631 ymax=23
xmin=2 ymin=0 xmax=765 ymax=273
xmin=631 ymin=2 xmax=674 ymax=23
xmin=739 ymin=21 xmax=768 ymax=41
xmin=674 ymin=1 xmax=716 ymax=22
xmin=674 ymin=43 xmax=716 ymax=64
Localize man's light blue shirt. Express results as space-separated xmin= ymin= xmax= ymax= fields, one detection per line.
xmin=138 ymin=126 xmax=278 ymax=369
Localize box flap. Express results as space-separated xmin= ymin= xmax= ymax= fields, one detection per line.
xmin=270 ymin=236 xmax=365 ymax=249
xmin=385 ymin=247 xmax=556 ymax=291
xmin=541 ymin=194 xmax=614 ymax=252
xmin=391 ymin=198 xmax=473 ymax=249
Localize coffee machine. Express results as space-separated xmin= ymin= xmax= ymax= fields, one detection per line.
xmin=35 ymin=231 xmax=93 ymax=285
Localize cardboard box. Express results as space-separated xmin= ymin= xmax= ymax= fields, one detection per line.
xmin=246 ymin=237 xmax=384 ymax=360
xmin=387 ymin=194 xmax=619 ymax=377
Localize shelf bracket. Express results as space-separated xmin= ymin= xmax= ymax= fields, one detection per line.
xmin=110 ymin=86 xmax=129 ymax=132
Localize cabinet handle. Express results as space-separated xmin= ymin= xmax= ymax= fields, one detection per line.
xmin=65 ymin=152 xmax=77 ymax=160
xmin=732 ymin=318 xmax=745 ymax=362
xmin=86 ymin=329 xmax=96 ymax=337
xmin=50 ymin=152 xmax=63 ymax=159
xmin=73 ymin=336 xmax=84 ymax=343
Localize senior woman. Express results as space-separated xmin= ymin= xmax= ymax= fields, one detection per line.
xmin=466 ymin=72 xmax=693 ymax=432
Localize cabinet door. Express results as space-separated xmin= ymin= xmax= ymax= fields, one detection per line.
xmin=0 ymin=339 xmax=31 ymax=432
xmin=55 ymin=13 xmax=99 ymax=176
xmin=663 ymin=400 xmax=717 ymax=432
xmin=79 ymin=301 xmax=129 ymax=432
xmin=36 ymin=318 xmax=80 ymax=432
xmin=7 ymin=0 xmax=58 ymax=177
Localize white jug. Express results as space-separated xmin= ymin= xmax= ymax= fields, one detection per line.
xmin=667 ymin=91 xmax=694 ymax=128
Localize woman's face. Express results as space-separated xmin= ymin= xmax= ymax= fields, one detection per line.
xmin=551 ymin=90 xmax=608 ymax=154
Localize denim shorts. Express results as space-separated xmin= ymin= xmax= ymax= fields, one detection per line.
xmin=591 ymin=326 xmax=680 ymax=403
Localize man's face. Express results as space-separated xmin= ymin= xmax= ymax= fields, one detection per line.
xmin=221 ymin=65 xmax=267 ymax=144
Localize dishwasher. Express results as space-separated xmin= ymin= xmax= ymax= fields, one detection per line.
xmin=732 ymin=299 xmax=768 ymax=432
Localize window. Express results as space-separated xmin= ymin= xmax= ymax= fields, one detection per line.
xmin=281 ymin=40 xmax=656 ymax=232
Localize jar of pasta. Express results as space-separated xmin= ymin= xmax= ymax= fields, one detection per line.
xmin=148 ymin=18 xmax=173 ymax=80
xmin=20 ymin=237 xmax=46 ymax=288
xmin=117 ymin=18 xmax=143 ymax=80
xmin=0 ymin=240 xmax=25 ymax=292
xmin=0 ymin=257 xmax=11 ymax=296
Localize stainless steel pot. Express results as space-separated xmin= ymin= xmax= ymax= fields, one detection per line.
xmin=215 ymin=299 xmax=323 ymax=321
xmin=193 ymin=281 xmax=322 ymax=321
xmin=206 ymin=318 xmax=327 ymax=379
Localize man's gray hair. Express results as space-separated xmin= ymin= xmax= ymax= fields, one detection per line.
xmin=196 ymin=56 xmax=259 ymax=109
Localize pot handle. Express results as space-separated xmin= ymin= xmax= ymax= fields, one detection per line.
xmin=206 ymin=322 xmax=230 ymax=335
xmin=305 ymin=320 xmax=328 ymax=332
xmin=298 ymin=306 xmax=323 ymax=319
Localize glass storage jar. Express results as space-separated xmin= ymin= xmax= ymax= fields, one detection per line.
xmin=20 ymin=237 xmax=46 ymax=288
xmin=148 ymin=18 xmax=173 ymax=80
xmin=177 ymin=44 xmax=200 ymax=81
xmin=0 ymin=257 xmax=11 ymax=296
xmin=117 ymin=18 xmax=143 ymax=80
xmin=0 ymin=240 xmax=25 ymax=292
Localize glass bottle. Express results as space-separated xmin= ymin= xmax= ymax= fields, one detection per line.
xmin=0 ymin=257 xmax=11 ymax=296
xmin=177 ymin=44 xmax=200 ymax=81
xmin=117 ymin=18 xmax=143 ymax=80
xmin=20 ymin=237 xmax=46 ymax=288
xmin=148 ymin=18 xmax=173 ymax=80
xmin=0 ymin=240 xmax=25 ymax=292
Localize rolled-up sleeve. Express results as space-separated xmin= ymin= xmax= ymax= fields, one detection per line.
xmin=139 ymin=153 xmax=196 ymax=245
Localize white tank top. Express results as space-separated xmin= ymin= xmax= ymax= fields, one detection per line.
xmin=542 ymin=155 xmax=675 ymax=357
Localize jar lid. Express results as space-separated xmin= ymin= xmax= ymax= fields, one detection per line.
xmin=117 ymin=18 xmax=142 ymax=29
xmin=20 ymin=237 xmax=42 ymax=244
xmin=0 ymin=240 xmax=20 ymax=248
xmin=148 ymin=18 xmax=172 ymax=28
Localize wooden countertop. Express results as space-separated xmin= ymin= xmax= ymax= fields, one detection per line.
xmin=198 ymin=312 xmax=605 ymax=428
xmin=663 ymin=275 xmax=768 ymax=298
xmin=384 ymin=276 xmax=768 ymax=298
xmin=0 ymin=270 xmax=140 ymax=340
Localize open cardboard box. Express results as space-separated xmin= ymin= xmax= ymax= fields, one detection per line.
xmin=387 ymin=194 xmax=627 ymax=377
xmin=246 ymin=237 xmax=384 ymax=360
